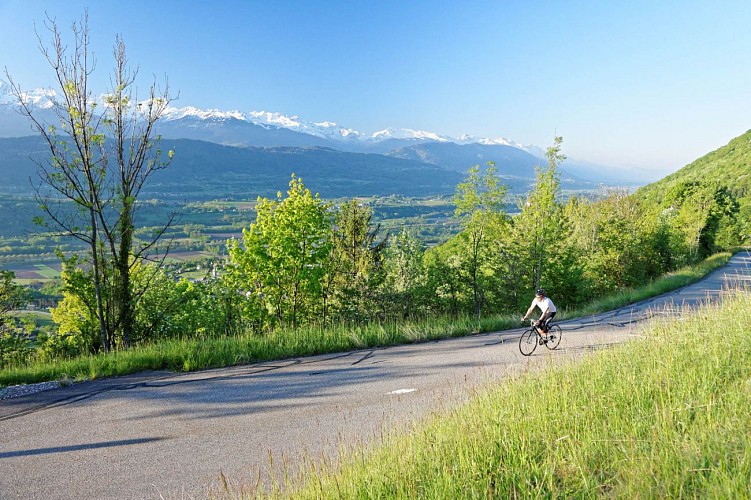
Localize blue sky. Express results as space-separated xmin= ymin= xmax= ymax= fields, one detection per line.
xmin=2 ymin=0 xmax=750 ymax=176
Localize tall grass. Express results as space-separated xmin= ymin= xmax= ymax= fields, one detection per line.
xmin=279 ymin=290 xmax=751 ymax=498
xmin=0 ymin=314 xmax=519 ymax=387
xmin=0 ymin=251 xmax=735 ymax=387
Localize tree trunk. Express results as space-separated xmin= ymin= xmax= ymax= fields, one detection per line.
xmin=118 ymin=204 xmax=134 ymax=347
xmin=90 ymin=209 xmax=109 ymax=352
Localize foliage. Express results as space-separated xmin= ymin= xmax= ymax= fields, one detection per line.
xmin=0 ymin=325 xmax=33 ymax=368
xmin=0 ymin=270 xmax=32 ymax=367
xmin=3 ymin=127 xmax=748 ymax=375
xmin=134 ymin=272 xmax=242 ymax=341
xmin=0 ymin=251 xmax=732 ymax=385
xmin=0 ymin=270 xmax=28 ymax=318
xmin=637 ymin=128 xmax=751 ymax=246
xmin=227 ymin=176 xmax=333 ymax=330
xmin=381 ymin=228 xmax=426 ymax=318
xmin=48 ymin=258 xmax=235 ymax=357
xmin=328 ymin=199 xmax=387 ymax=323
xmin=35 ymin=329 xmax=89 ymax=363
xmin=453 ymin=162 xmax=509 ymax=320
xmin=660 ymin=181 xmax=741 ymax=260
xmin=49 ymin=254 xmax=100 ymax=351
xmin=512 ymin=136 xmax=566 ymax=291
xmin=5 ymin=12 xmax=174 ymax=352
xmin=563 ymin=189 xmax=663 ymax=300
xmin=214 ymin=136 xmax=742 ymax=331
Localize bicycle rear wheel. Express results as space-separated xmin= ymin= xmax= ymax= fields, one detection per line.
xmin=519 ymin=328 xmax=538 ymax=356
xmin=545 ymin=324 xmax=562 ymax=350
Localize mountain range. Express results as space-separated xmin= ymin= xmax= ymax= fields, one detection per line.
xmin=0 ymin=79 xmax=638 ymax=199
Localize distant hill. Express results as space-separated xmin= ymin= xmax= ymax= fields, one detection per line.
xmin=386 ymin=141 xmax=605 ymax=192
xmin=0 ymin=136 xmax=465 ymax=199
xmin=386 ymin=142 xmax=540 ymax=174
xmin=0 ymin=135 xmax=610 ymax=200
xmin=155 ymin=139 xmax=466 ymax=199
xmin=0 ymin=135 xmax=50 ymax=192
xmin=637 ymin=129 xmax=751 ymax=204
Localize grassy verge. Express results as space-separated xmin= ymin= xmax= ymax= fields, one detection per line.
xmin=0 ymin=251 xmax=736 ymax=387
xmin=0 ymin=315 xmax=518 ymax=387
xmin=278 ymin=290 xmax=751 ymax=498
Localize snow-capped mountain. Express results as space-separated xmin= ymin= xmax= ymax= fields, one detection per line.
xmin=0 ymin=78 xmax=56 ymax=109
xmin=162 ymin=106 xmax=248 ymax=122
xmin=247 ymin=110 xmax=365 ymax=142
xmin=370 ymin=127 xmax=450 ymax=143
xmin=0 ymin=79 xmax=60 ymax=137
xmin=0 ymin=82 xmax=643 ymax=184
xmin=156 ymin=104 xmax=537 ymax=152
xmin=0 ymin=79 xmax=537 ymax=152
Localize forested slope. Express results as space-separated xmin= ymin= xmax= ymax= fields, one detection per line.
xmin=637 ymin=129 xmax=751 ymax=202
xmin=635 ymin=129 xmax=750 ymax=245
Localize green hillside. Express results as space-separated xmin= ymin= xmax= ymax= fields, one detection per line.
xmin=0 ymin=136 xmax=465 ymax=199
xmin=638 ymin=128 xmax=751 ymax=203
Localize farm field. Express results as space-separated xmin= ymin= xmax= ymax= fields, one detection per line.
xmin=0 ymin=194 xmax=460 ymax=288
xmin=5 ymin=260 xmax=62 ymax=285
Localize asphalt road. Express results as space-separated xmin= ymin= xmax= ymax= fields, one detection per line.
xmin=1 ymin=250 xmax=749 ymax=499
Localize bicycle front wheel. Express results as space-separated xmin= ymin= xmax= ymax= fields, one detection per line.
xmin=545 ymin=324 xmax=562 ymax=350
xmin=519 ymin=328 xmax=538 ymax=356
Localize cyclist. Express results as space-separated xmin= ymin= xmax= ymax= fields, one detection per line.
xmin=521 ymin=288 xmax=557 ymax=335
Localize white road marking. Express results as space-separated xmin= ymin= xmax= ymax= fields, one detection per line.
xmin=387 ymin=388 xmax=416 ymax=395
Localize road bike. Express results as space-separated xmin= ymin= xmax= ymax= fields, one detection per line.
xmin=519 ymin=318 xmax=562 ymax=356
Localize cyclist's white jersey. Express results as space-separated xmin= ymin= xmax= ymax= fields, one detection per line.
xmin=531 ymin=296 xmax=557 ymax=314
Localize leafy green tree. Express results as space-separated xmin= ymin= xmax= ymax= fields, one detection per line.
xmin=0 ymin=270 xmax=32 ymax=367
xmin=0 ymin=271 xmax=27 ymax=320
xmin=228 ymin=176 xmax=332 ymax=330
xmin=50 ymin=258 xmax=237 ymax=353
xmin=100 ymin=35 xmax=175 ymax=348
xmin=382 ymin=228 xmax=425 ymax=319
xmin=635 ymin=128 xmax=751 ymax=242
xmin=453 ymin=162 xmax=509 ymax=320
xmin=564 ymin=190 xmax=659 ymax=299
xmin=134 ymin=271 xmax=240 ymax=341
xmin=663 ymin=181 xmax=740 ymax=261
xmin=423 ymin=236 xmax=470 ymax=318
xmin=486 ymin=221 xmax=526 ymax=312
xmin=49 ymin=254 xmax=102 ymax=351
xmin=328 ymin=199 xmax=387 ymax=323
xmin=511 ymin=136 xmax=566 ymax=294
xmin=714 ymin=199 xmax=746 ymax=250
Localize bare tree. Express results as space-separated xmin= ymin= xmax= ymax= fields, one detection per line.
xmin=5 ymin=11 xmax=175 ymax=351
xmin=100 ymin=35 xmax=175 ymax=347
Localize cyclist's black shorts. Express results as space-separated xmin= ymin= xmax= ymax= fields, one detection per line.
xmin=539 ymin=310 xmax=556 ymax=330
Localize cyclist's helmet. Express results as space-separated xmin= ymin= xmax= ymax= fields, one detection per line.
xmin=536 ymin=288 xmax=545 ymax=296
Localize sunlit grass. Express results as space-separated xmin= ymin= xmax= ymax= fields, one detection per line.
xmin=0 ymin=251 xmax=737 ymax=387
xmin=0 ymin=315 xmax=518 ymax=387
xmin=272 ymin=290 xmax=751 ymax=498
